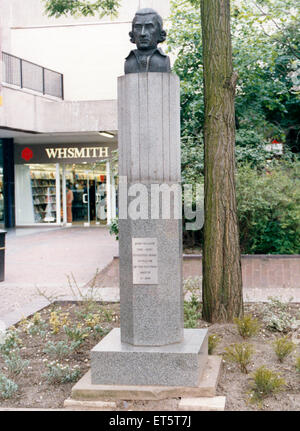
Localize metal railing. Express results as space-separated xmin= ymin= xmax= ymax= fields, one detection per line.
xmin=2 ymin=52 xmax=64 ymax=99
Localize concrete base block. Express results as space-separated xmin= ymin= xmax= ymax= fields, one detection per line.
xmin=179 ymin=396 xmax=226 ymax=411
xmin=63 ymin=399 xmax=116 ymax=410
xmin=71 ymin=355 xmax=222 ymax=401
xmin=91 ymin=328 xmax=208 ymax=387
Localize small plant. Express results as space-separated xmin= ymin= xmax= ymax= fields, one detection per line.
xmin=22 ymin=312 xmax=48 ymax=336
xmin=182 ymin=277 xmax=202 ymax=328
xmin=3 ymin=352 xmax=30 ymax=376
xmin=273 ymin=336 xmax=296 ymax=362
xmin=63 ymin=324 xmax=90 ymax=348
xmin=99 ymin=307 xmax=114 ymax=323
xmin=223 ymin=342 xmax=254 ymax=374
xmin=32 ymin=312 xmax=42 ymax=326
xmin=183 ymin=276 xmax=202 ymax=301
xmin=109 ymin=218 xmax=119 ymax=240
xmin=67 ymin=271 xmax=102 ymax=315
xmin=0 ymin=321 xmax=6 ymax=345
xmin=49 ymin=311 xmax=70 ymax=334
xmin=84 ymin=314 xmax=107 ymax=338
xmin=295 ymin=356 xmax=300 ymax=373
xmin=234 ymin=314 xmax=261 ymax=339
xmin=84 ymin=313 xmax=101 ymax=328
xmin=0 ymin=373 xmax=18 ymax=399
xmin=208 ymin=334 xmax=221 ymax=355
xmin=184 ymin=298 xmax=201 ymax=328
xmin=0 ymin=327 xmax=22 ymax=356
xmin=35 ymin=286 xmax=65 ymax=310
xmin=262 ymin=296 xmax=297 ymax=333
xmin=43 ymin=361 xmax=81 ymax=384
xmin=249 ymin=366 xmax=286 ymax=403
xmin=43 ymin=341 xmax=74 ymax=359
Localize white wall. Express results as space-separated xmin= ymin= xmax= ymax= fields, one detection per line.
xmin=1 ymin=0 xmax=171 ymax=101
xmin=0 ymin=86 xmax=118 ymax=133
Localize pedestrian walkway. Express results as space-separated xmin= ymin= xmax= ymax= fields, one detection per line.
xmin=0 ymin=226 xmax=119 ymax=319
xmin=1 ymin=227 xmax=299 ymax=328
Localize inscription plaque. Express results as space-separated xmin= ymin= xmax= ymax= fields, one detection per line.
xmin=132 ymin=238 xmax=158 ymax=284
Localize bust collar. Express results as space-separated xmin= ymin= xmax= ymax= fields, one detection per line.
xmin=125 ymin=47 xmax=167 ymax=60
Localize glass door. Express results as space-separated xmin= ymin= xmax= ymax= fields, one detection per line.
xmin=92 ymin=164 xmax=107 ymax=225
xmin=71 ymin=177 xmax=89 ymax=225
xmin=62 ymin=163 xmax=107 ymax=226
xmin=62 ymin=164 xmax=89 ymax=225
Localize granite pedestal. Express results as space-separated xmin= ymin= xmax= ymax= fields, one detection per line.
xmin=118 ymin=73 xmax=183 ymax=346
xmin=91 ymin=328 xmax=208 ymax=387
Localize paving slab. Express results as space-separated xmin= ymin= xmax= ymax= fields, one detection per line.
xmin=179 ymin=396 xmax=226 ymax=411
xmin=64 ymin=399 xmax=116 ymax=410
xmin=0 ymin=226 xmax=118 ymax=318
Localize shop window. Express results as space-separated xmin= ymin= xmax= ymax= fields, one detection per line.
xmin=15 ymin=164 xmax=57 ymax=225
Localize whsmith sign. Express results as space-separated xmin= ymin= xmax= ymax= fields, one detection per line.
xmin=14 ymin=143 xmax=116 ymax=164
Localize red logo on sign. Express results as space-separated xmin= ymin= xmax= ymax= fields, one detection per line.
xmin=21 ymin=147 xmax=33 ymax=161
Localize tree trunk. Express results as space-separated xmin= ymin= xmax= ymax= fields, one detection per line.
xmin=201 ymin=0 xmax=243 ymax=322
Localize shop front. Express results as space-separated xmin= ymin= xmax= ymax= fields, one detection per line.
xmin=14 ymin=143 xmax=117 ymax=227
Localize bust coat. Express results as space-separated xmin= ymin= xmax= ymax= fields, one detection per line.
xmin=125 ymin=48 xmax=171 ymax=74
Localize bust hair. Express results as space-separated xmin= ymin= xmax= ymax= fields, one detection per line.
xmin=129 ymin=8 xmax=167 ymax=44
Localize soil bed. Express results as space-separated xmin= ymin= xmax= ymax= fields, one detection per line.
xmin=0 ymin=301 xmax=299 ymax=411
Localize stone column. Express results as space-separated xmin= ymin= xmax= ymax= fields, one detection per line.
xmin=62 ymin=165 xmax=67 ymax=225
xmin=111 ymin=171 xmax=117 ymax=220
xmin=117 ymin=72 xmax=183 ymax=346
xmin=55 ymin=163 xmax=61 ymax=225
xmin=106 ymin=160 xmax=112 ymax=225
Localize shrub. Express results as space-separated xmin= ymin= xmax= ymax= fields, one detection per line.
xmin=234 ymin=314 xmax=261 ymax=338
xmin=249 ymin=366 xmax=286 ymax=402
xmin=235 ymin=129 xmax=271 ymax=169
xmin=236 ymin=161 xmax=300 ymax=254
xmin=296 ymin=356 xmax=300 ymax=373
xmin=0 ymin=373 xmax=18 ymax=399
xmin=208 ymin=334 xmax=221 ymax=355
xmin=273 ymin=336 xmax=296 ymax=362
xmin=223 ymin=343 xmax=254 ymax=374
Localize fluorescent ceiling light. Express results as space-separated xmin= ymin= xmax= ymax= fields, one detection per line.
xmin=98 ymin=131 xmax=114 ymax=139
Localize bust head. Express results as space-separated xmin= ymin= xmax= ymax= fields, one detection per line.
xmin=129 ymin=8 xmax=167 ymax=51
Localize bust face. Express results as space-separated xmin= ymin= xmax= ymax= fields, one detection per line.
xmin=132 ymin=14 xmax=160 ymax=51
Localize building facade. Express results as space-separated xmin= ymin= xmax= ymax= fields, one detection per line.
xmin=0 ymin=0 xmax=171 ymax=228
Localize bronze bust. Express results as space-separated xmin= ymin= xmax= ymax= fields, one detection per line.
xmin=125 ymin=8 xmax=171 ymax=74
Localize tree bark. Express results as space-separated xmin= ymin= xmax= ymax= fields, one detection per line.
xmin=201 ymin=0 xmax=243 ymax=322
